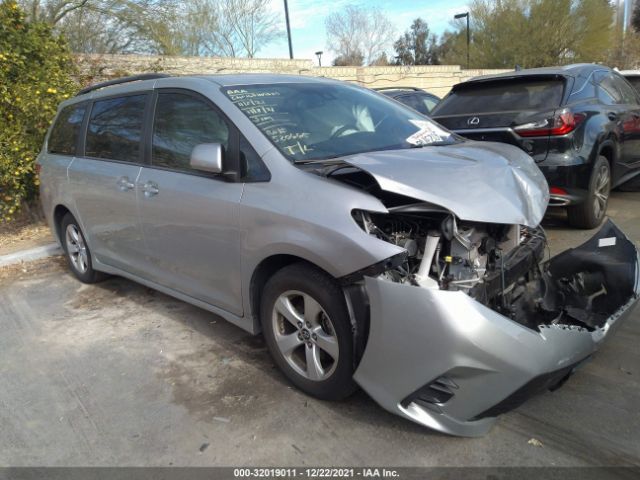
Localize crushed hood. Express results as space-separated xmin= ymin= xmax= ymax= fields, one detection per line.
xmin=343 ymin=141 xmax=550 ymax=227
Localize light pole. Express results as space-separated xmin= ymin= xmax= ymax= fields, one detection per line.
xmin=454 ymin=12 xmax=470 ymax=69
xmin=315 ymin=51 xmax=323 ymax=67
xmin=284 ymin=0 xmax=293 ymax=59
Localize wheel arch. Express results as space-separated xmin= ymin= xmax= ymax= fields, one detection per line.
xmin=52 ymin=204 xmax=72 ymax=244
xmin=248 ymin=253 xmax=371 ymax=365
xmin=597 ymin=139 xmax=618 ymax=184
xmin=249 ymin=254 xmax=335 ymax=330
xmin=598 ymin=141 xmax=615 ymax=166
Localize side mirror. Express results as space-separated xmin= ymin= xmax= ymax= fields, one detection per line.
xmin=190 ymin=143 xmax=223 ymax=174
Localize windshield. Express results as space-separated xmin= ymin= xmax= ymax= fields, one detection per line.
xmin=223 ymin=83 xmax=456 ymax=162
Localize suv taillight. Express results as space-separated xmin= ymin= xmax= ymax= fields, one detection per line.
xmin=514 ymin=109 xmax=586 ymax=137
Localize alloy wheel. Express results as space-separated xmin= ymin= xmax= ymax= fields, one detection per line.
xmin=593 ymin=163 xmax=610 ymax=221
xmin=271 ymin=290 xmax=339 ymax=381
xmin=65 ymin=224 xmax=89 ymax=274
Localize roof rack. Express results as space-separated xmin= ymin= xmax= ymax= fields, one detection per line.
xmin=373 ymin=86 xmax=422 ymax=92
xmin=76 ymin=73 xmax=171 ymax=96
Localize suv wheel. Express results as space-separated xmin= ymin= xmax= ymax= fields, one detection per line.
xmin=260 ymin=263 xmax=357 ymax=400
xmin=60 ymin=213 xmax=106 ymax=283
xmin=567 ymin=155 xmax=610 ymax=229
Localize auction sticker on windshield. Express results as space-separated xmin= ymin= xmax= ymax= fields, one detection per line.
xmin=406 ymin=119 xmax=453 ymax=146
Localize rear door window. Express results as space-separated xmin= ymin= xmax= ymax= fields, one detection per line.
xmin=152 ymin=92 xmax=229 ymax=172
xmin=434 ymin=78 xmax=565 ymax=115
xmin=85 ymin=94 xmax=147 ymax=162
xmin=48 ymin=104 xmax=86 ymax=155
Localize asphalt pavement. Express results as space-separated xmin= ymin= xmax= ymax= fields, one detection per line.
xmin=1 ymin=192 xmax=639 ymax=467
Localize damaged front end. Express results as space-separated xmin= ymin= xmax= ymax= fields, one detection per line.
xmin=348 ymin=212 xmax=639 ymax=436
xmin=317 ymin=144 xmax=638 ymax=436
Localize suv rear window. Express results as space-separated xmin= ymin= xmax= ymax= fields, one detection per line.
xmin=435 ymin=78 xmax=565 ymax=115
xmin=48 ymin=104 xmax=86 ymax=155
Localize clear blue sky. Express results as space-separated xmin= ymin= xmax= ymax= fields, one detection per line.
xmin=258 ymin=0 xmax=470 ymax=63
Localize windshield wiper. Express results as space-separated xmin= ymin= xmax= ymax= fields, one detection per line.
xmin=294 ymin=156 xmax=346 ymax=165
xmin=409 ymin=140 xmax=456 ymax=148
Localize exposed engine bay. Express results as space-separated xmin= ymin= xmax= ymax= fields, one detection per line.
xmin=314 ymin=162 xmax=638 ymax=334
xmin=352 ymin=208 xmax=635 ymax=332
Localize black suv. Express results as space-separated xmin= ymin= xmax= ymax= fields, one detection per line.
xmin=431 ymin=64 xmax=640 ymax=228
xmin=375 ymin=87 xmax=440 ymax=115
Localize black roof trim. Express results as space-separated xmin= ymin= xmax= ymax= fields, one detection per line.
xmin=76 ymin=73 xmax=171 ymax=96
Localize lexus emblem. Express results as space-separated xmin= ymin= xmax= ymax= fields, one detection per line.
xmin=467 ymin=116 xmax=480 ymax=126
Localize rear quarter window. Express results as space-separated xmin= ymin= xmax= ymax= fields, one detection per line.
xmin=435 ymin=78 xmax=565 ymax=115
xmin=568 ymin=79 xmax=596 ymax=102
xmin=48 ymin=104 xmax=86 ymax=155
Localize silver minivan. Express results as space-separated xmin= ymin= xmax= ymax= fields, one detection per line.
xmin=39 ymin=73 xmax=640 ymax=437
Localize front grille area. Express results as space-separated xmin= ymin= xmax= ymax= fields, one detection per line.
xmin=401 ymin=376 xmax=459 ymax=409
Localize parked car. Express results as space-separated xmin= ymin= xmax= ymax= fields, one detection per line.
xmin=39 ymin=73 xmax=640 ymax=437
xmin=620 ymin=70 xmax=640 ymax=93
xmin=374 ymin=86 xmax=440 ymax=115
xmin=431 ymin=64 xmax=640 ymax=229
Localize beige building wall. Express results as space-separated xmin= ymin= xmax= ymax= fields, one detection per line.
xmin=76 ymin=54 xmax=510 ymax=98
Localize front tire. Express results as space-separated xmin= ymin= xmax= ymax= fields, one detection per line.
xmin=60 ymin=213 xmax=106 ymax=283
xmin=260 ymin=263 xmax=357 ymax=401
xmin=567 ymin=155 xmax=611 ymax=229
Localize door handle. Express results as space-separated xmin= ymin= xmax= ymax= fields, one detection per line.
xmin=116 ymin=176 xmax=135 ymax=191
xmin=608 ymin=112 xmax=618 ymax=121
xmin=142 ymin=181 xmax=159 ymax=197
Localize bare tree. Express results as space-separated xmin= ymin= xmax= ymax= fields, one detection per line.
xmin=221 ymin=0 xmax=279 ymax=58
xmin=18 ymin=0 xmax=280 ymax=57
xmin=18 ymin=0 xmax=181 ymax=53
xmin=20 ymin=0 xmax=92 ymax=25
xmin=57 ymin=6 xmax=137 ymax=53
xmin=325 ymin=5 xmax=396 ymax=66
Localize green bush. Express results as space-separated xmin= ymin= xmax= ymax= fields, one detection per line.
xmin=0 ymin=1 xmax=77 ymax=222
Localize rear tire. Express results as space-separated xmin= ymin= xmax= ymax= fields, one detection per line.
xmin=567 ymin=155 xmax=610 ymax=229
xmin=60 ymin=213 xmax=106 ymax=283
xmin=260 ymin=263 xmax=357 ymax=401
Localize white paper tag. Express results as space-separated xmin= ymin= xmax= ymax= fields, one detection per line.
xmin=406 ymin=120 xmax=452 ymax=146
xmin=598 ymin=237 xmax=616 ymax=247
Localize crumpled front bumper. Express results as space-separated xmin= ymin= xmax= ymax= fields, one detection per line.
xmin=353 ymin=221 xmax=640 ymax=437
